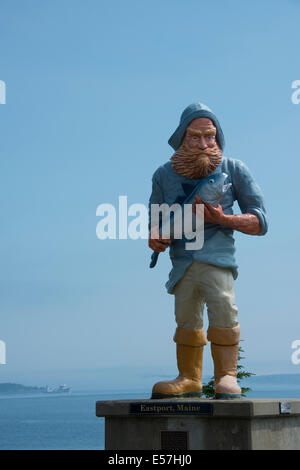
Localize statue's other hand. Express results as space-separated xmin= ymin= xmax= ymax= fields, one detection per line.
xmin=148 ymin=225 xmax=171 ymax=252
xmin=193 ymin=195 xmax=225 ymax=224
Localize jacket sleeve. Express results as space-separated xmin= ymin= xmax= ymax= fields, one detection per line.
xmin=231 ymin=160 xmax=268 ymax=236
xmin=148 ymin=168 xmax=165 ymax=232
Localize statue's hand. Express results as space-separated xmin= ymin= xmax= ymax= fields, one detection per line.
xmin=148 ymin=225 xmax=171 ymax=253
xmin=193 ymin=195 xmax=225 ymax=225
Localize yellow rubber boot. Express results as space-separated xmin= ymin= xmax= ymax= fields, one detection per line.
xmin=207 ymin=324 xmax=241 ymax=400
xmin=151 ymin=327 xmax=207 ymax=399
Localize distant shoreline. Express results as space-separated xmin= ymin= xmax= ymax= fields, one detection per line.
xmin=0 ymin=383 xmax=47 ymax=394
xmin=1 ymin=373 xmax=300 ymax=395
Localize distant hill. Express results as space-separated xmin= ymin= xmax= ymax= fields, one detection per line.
xmin=0 ymin=383 xmax=46 ymax=394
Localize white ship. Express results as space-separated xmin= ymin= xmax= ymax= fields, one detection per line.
xmin=45 ymin=384 xmax=71 ymax=394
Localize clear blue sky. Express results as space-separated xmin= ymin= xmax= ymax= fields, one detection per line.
xmin=1 ymin=0 xmax=300 ymax=388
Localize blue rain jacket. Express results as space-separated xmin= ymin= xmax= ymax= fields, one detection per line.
xmin=148 ymin=157 xmax=268 ymax=294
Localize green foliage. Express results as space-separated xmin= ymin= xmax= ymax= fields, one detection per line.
xmin=202 ymin=343 xmax=255 ymax=398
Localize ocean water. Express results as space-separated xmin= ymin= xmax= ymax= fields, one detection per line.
xmin=0 ymin=390 xmax=149 ymax=450
xmin=0 ymin=382 xmax=300 ymax=450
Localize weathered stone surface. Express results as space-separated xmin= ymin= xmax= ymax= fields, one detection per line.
xmin=96 ymin=398 xmax=300 ymax=450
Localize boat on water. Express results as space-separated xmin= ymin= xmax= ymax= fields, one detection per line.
xmin=45 ymin=384 xmax=71 ymax=394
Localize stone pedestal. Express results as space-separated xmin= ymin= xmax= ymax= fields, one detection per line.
xmin=96 ymin=398 xmax=300 ymax=450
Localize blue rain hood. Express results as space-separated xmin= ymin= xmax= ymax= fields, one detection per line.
xmin=168 ymin=102 xmax=225 ymax=151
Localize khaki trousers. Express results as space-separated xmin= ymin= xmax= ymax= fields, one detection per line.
xmin=173 ymin=261 xmax=238 ymax=330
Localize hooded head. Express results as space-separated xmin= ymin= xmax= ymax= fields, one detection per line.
xmin=169 ymin=103 xmax=224 ymax=179
xmin=168 ymin=102 xmax=225 ymax=151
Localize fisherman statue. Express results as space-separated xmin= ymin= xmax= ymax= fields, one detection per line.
xmin=148 ymin=102 xmax=268 ymax=399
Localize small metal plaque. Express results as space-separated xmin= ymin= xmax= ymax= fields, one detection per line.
xmin=130 ymin=401 xmax=213 ymax=415
xmin=280 ymin=402 xmax=291 ymax=414
xmin=161 ymin=431 xmax=188 ymax=450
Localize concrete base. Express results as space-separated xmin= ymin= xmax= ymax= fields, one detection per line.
xmin=96 ymin=398 xmax=300 ymax=450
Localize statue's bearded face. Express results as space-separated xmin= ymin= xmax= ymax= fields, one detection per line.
xmin=170 ymin=118 xmax=222 ymax=179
